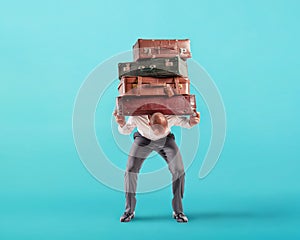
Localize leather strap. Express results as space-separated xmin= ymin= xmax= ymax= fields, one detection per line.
xmin=137 ymin=76 xmax=142 ymax=96
xmin=164 ymin=85 xmax=175 ymax=97
xmin=174 ymin=77 xmax=179 ymax=94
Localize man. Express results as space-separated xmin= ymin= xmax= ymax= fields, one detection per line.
xmin=114 ymin=111 xmax=200 ymax=223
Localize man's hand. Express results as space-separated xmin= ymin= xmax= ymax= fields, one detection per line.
xmin=113 ymin=110 xmax=126 ymax=128
xmin=189 ymin=112 xmax=200 ymax=127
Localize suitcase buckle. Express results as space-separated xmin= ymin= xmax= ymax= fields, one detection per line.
xmin=143 ymin=48 xmax=152 ymax=55
xmin=180 ymin=48 xmax=187 ymax=54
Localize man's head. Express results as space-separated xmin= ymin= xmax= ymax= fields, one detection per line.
xmin=149 ymin=112 xmax=168 ymax=136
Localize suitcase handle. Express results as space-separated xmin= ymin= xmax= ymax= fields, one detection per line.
xmin=146 ymin=82 xmax=166 ymax=87
xmin=139 ymin=65 xmax=156 ymax=72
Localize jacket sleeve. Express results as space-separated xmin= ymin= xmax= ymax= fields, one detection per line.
xmin=118 ymin=116 xmax=137 ymax=135
xmin=168 ymin=115 xmax=192 ymax=129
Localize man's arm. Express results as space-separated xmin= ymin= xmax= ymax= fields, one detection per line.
xmin=169 ymin=112 xmax=200 ymax=128
xmin=113 ymin=110 xmax=137 ymax=135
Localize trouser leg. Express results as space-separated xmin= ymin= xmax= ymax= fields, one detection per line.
xmin=156 ymin=135 xmax=185 ymax=213
xmin=124 ymin=134 xmax=152 ymax=213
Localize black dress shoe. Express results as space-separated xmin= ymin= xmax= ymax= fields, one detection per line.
xmin=173 ymin=212 xmax=188 ymax=223
xmin=120 ymin=212 xmax=135 ymax=222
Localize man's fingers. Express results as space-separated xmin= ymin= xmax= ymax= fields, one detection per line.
xmin=116 ymin=116 xmax=124 ymax=122
xmin=190 ymin=111 xmax=200 ymax=126
xmin=190 ymin=114 xmax=200 ymax=121
xmin=116 ymin=115 xmax=125 ymax=123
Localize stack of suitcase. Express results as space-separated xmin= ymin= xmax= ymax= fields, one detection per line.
xmin=116 ymin=39 xmax=197 ymax=116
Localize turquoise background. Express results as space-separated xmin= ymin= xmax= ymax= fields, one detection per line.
xmin=1 ymin=0 xmax=300 ymax=239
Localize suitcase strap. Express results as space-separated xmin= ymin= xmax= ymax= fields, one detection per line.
xmin=174 ymin=77 xmax=180 ymax=94
xmin=164 ymin=85 xmax=175 ymax=97
xmin=137 ymin=76 xmax=142 ymax=96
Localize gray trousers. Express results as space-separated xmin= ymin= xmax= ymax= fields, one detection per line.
xmin=124 ymin=131 xmax=185 ymax=214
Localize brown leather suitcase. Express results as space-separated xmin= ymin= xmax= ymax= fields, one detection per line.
xmin=118 ymin=56 xmax=188 ymax=79
xmin=133 ymin=39 xmax=191 ymax=61
xmin=116 ymin=95 xmax=196 ymax=116
xmin=118 ymin=76 xmax=190 ymax=97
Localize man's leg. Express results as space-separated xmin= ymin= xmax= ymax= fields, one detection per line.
xmin=124 ymin=133 xmax=153 ymax=214
xmin=156 ymin=134 xmax=185 ymax=214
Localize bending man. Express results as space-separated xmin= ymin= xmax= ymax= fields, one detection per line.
xmin=114 ymin=112 xmax=200 ymax=223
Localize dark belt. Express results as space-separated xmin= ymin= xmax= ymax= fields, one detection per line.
xmin=133 ymin=131 xmax=175 ymax=140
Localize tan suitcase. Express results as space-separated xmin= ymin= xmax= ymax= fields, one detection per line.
xmin=118 ymin=76 xmax=190 ymax=97
xmin=133 ymin=39 xmax=191 ymax=61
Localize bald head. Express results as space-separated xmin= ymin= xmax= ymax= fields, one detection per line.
xmin=149 ymin=112 xmax=168 ymax=135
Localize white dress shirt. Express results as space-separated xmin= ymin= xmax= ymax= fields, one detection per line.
xmin=118 ymin=115 xmax=192 ymax=141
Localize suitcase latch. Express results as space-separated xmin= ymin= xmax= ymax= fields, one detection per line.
xmin=123 ymin=63 xmax=130 ymax=72
xmin=165 ymin=59 xmax=174 ymax=67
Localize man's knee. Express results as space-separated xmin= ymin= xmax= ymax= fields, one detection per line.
xmin=175 ymin=167 xmax=185 ymax=176
xmin=170 ymin=165 xmax=185 ymax=178
xmin=126 ymin=157 xmax=143 ymax=173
